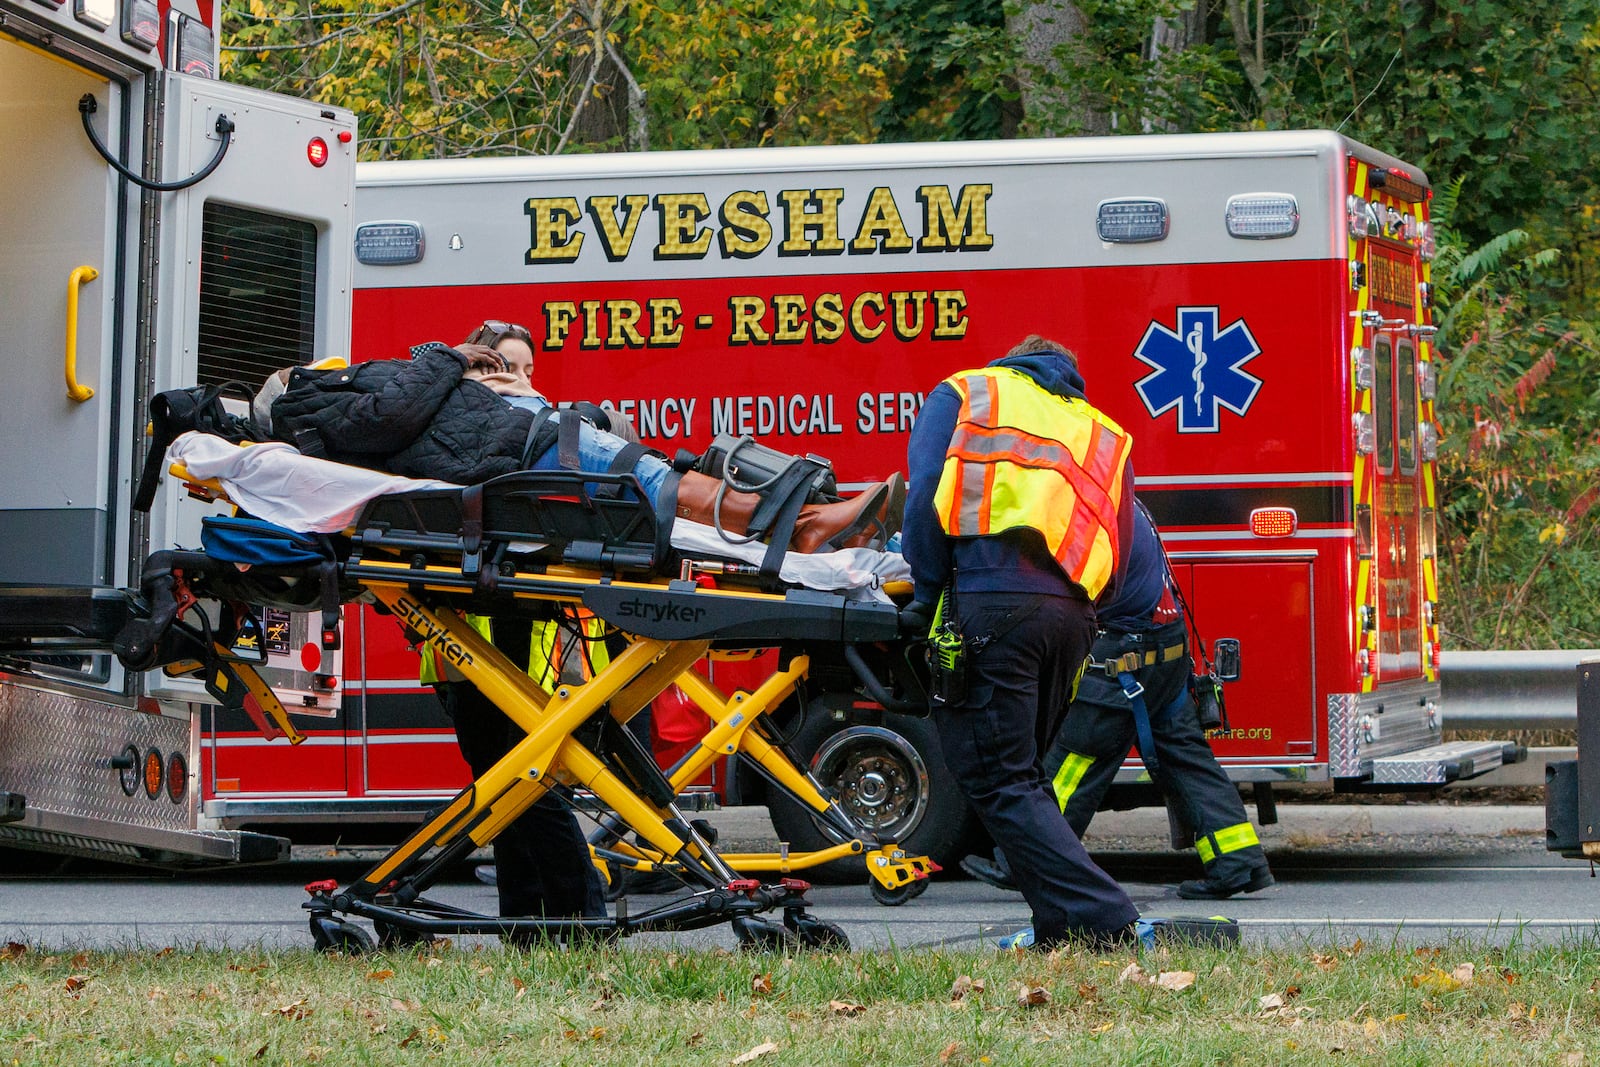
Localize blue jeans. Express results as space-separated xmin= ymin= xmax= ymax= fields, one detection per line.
xmin=513 ymin=402 xmax=670 ymax=504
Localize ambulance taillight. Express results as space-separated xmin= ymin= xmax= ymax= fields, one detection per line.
xmin=167 ymin=10 xmax=216 ymax=79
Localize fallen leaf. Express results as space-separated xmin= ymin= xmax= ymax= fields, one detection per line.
xmin=1091 ymin=1021 xmax=1115 ymax=1034
xmin=829 ymin=999 xmax=865 ymax=1016
xmin=1312 ymin=953 xmax=1338 ymax=972
xmin=154 ymin=947 xmax=175 ymax=959
xmin=1451 ymin=963 xmax=1476 ymax=987
xmin=731 ymin=1041 xmax=779 ymax=1064
xmin=366 ymin=969 xmax=394 ymax=982
xmin=1387 ymin=1013 xmax=1408 ymax=1023
xmin=70 ymin=952 xmax=89 ymax=968
xmin=1016 ymin=984 xmax=1051 ymax=1007
xmin=751 ymin=972 xmax=773 ymax=996
xmin=1345 ymin=939 xmax=1365 ymax=957
xmin=63 ymin=975 xmax=90 ymax=995
xmin=938 ymin=1041 xmax=959 ymax=1062
xmin=687 ymin=1033 xmax=704 ymax=1047
xmin=252 ymin=1045 xmax=268 ymax=1060
xmin=389 ymin=998 xmax=419 ymax=1012
xmin=267 ymin=999 xmax=312 ymax=1020
xmin=1412 ymin=946 xmax=1442 ymax=959
xmin=1076 ymin=982 xmax=1097 ymax=1000
xmin=1156 ymin=971 xmax=1195 ymax=992
xmin=1409 ymin=968 xmax=1462 ymax=993
xmin=2 ymin=942 xmax=25 ymax=960
xmin=513 ymin=977 xmax=526 ymax=1000
xmin=1259 ymin=993 xmax=1285 ymax=1012
xmin=398 ymin=1028 xmax=423 ymax=1048
xmin=1117 ymin=962 xmax=1148 ymax=985
xmin=950 ymin=975 xmax=974 ymax=1001
xmin=1501 ymin=968 xmax=1519 ymax=985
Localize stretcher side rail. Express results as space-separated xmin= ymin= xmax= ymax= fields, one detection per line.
xmin=353 ymin=468 xmax=668 ymax=580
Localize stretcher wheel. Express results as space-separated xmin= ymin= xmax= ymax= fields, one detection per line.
xmin=373 ymin=919 xmax=433 ymax=950
xmin=868 ymin=876 xmax=930 ymax=907
xmin=309 ymin=916 xmax=375 ymax=955
xmin=785 ymin=912 xmax=850 ymax=951
xmin=732 ymin=914 xmax=800 ymax=953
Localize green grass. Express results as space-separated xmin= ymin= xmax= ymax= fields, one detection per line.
xmin=5 ymin=937 xmax=1599 ymax=1065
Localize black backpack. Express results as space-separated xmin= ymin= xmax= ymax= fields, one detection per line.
xmin=133 ymin=382 xmax=270 ymax=512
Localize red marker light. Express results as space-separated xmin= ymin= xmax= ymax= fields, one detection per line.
xmin=337 ymin=130 xmax=353 ymax=144
xmin=1248 ymin=507 xmax=1298 ymax=537
xmin=307 ymin=137 xmax=329 ymax=167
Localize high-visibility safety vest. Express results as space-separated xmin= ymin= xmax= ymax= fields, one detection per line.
xmin=418 ymin=611 xmax=609 ymax=691
xmin=933 ymin=365 xmax=1134 ymax=599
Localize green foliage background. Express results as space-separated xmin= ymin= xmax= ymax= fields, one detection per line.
xmin=221 ymin=0 xmax=1600 ymax=648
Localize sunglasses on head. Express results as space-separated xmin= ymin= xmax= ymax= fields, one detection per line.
xmin=467 ymin=320 xmax=533 ymax=347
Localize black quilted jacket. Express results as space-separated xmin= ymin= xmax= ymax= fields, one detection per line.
xmin=270 ymin=343 xmax=552 ymax=485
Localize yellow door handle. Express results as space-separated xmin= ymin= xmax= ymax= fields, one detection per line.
xmin=65 ymin=265 xmax=99 ymax=403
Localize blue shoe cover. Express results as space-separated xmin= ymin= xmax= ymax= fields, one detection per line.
xmin=996 ymin=926 xmax=1035 ymax=950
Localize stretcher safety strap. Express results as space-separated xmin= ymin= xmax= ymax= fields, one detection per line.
xmin=1196 ymin=821 xmax=1260 ymax=864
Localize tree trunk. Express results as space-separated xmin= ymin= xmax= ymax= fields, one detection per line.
xmin=1005 ymin=0 xmax=1107 ymax=136
xmin=1144 ymin=1 xmax=1207 ymax=131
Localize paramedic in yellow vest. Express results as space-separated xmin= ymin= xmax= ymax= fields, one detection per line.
xmin=903 ymin=335 xmax=1146 ymax=950
xmin=419 ymin=319 xmax=612 ymax=934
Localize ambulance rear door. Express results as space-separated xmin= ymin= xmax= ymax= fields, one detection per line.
xmin=1353 ymin=166 xmax=1430 ymax=685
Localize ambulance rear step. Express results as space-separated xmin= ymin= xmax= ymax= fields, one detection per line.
xmin=1367 ymin=740 xmax=1526 ymax=785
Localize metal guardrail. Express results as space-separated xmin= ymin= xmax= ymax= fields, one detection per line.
xmin=1439 ymin=649 xmax=1600 ymax=732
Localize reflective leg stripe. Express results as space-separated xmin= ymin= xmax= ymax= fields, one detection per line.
xmin=1051 ymin=752 xmax=1095 ymax=814
xmin=1196 ymin=821 xmax=1261 ymax=864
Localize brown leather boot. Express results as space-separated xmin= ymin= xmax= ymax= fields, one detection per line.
xmin=791 ymin=472 xmax=904 ymax=553
xmin=674 ymin=470 xmax=761 ymax=538
xmin=675 ymin=470 xmax=905 ymax=553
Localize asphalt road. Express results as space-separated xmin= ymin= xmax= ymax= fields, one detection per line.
xmin=4 ymin=805 xmax=1597 ymax=953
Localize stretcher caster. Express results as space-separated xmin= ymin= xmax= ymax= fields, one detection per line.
xmin=733 ymin=914 xmax=800 ymax=952
xmin=373 ymin=919 xmax=433 ymax=950
xmin=309 ymin=915 xmax=375 ymax=955
xmin=869 ymin=876 xmax=931 ymax=907
xmin=784 ymin=909 xmax=849 ymax=950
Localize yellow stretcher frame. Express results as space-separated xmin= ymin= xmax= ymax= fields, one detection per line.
xmin=351 ymin=581 xmax=935 ymax=907
xmin=165 ymin=459 xmax=936 ymax=917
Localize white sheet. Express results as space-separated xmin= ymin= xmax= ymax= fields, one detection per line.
xmin=168 ymin=432 xmax=908 ymax=600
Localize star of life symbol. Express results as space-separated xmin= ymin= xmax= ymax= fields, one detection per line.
xmin=1132 ymin=306 xmax=1263 ymax=433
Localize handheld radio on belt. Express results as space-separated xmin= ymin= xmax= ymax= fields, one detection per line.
xmin=1137 ymin=500 xmax=1233 ymax=734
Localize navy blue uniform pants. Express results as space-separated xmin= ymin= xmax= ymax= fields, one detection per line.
xmin=932 ymin=590 xmax=1140 ymax=944
xmin=1045 ymin=620 xmax=1268 ymax=885
xmin=435 ymin=618 xmax=607 ymax=921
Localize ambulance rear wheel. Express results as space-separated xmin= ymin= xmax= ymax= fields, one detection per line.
xmin=765 ymin=705 xmax=976 ymax=882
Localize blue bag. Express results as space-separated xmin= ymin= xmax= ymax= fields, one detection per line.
xmin=201 ymin=516 xmax=328 ymax=567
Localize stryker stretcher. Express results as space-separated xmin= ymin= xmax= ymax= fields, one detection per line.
xmin=114 ymin=438 xmax=938 ymax=952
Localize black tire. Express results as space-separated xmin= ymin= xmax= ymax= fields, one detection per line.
xmin=868 ymin=875 xmax=931 ymax=907
xmin=764 ymin=700 xmax=979 ymax=882
xmin=309 ymin=917 xmax=375 ymax=955
xmin=373 ymin=919 xmax=432 ymax=950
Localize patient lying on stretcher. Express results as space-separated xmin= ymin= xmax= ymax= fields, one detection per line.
xmin=258 ymin=341 xmax=904 ymax=557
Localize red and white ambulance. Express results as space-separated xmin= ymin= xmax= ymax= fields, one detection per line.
xmin=196 ymin=132 xmax=1521 ymax=868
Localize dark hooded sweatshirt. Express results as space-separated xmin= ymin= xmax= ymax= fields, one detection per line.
xmin=902 ymin=350 xmax=1136 ymax=608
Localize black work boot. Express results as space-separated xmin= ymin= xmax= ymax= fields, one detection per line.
xmin=1176 ymin=867 xmax=1274 ymax=900
xmin=960 ymin=849 xmax=1018 ymax=892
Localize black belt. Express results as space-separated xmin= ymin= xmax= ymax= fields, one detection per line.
xmin=1087 ymin=640 xmax=1186 ymax=678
